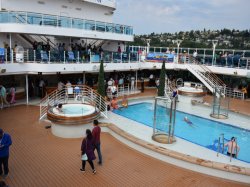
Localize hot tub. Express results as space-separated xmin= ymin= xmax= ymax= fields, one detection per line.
xmin=178 ymin=86 xmax=206 ymax=97
xmin=47 ymin=103 xmax=100 ymax=138
xmin=52 ymin=104 xmax=96 ymax=117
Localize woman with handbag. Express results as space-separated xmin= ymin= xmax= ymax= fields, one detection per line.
xmin=80 ymin=129 xmax=96 ymax=174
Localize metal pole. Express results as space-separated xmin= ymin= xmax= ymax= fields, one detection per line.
xmin=168 ymin=101 xmax=173 ymax=143
xmin=172 ymin=98 xmax=177 ymax=137
xmin=222 ymin=134 xmax=224 ymax=153
xmin=135 ymin=70 xmax=138 ymax=91
xmin=26 ymin=74 xmax=29 ymax=105
xmin=153 ymin=99 xmax=157 ymax=135
xmin=83 ymin=72 xmax=86 ymax=85
xmin=212 ymin=40 xmax=218 ymax=66
xmin=217 ymin=137 xmax=220 ymax=157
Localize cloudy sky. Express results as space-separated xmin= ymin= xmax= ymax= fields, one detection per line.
xmin=113 ymin=0 xmax=250 ymax=34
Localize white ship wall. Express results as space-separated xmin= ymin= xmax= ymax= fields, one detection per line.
xmin=102 ymin=41 xmax=126 ymax=52
xmin=2 ymin=0 xmax=114 ymax=23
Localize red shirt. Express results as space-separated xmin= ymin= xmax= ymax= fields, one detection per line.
xmin=92 ymin=126 xmax=101 ymax=144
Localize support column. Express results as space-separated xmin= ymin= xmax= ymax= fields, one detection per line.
xmin=9 ymin=33 xmax=13 ymax=63
xmin=135 ymin=70 xmax=138 ymax=90
xmin=26 ymin=74 xmax=29 ymax=105
xmin=83 ymin=72 xmax=86 ymax=85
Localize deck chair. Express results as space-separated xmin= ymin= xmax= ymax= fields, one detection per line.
xmin=41 ymin=51 xmax=49 ymax=63
xmin=65 ymin=87 xmax=74 ymax=102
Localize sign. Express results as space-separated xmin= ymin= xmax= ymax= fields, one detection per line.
xmin=0 ymin=48 xmax=4 ymax=56
xmin=146 ymin=52 xmax=175 ymax=62
xmin=0 ymin=48 xmax=4 ymax=63
xmin=90 ymin=55 xmax=100 ymax=63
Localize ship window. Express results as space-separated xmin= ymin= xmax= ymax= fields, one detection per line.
xmin=76 ymin=8 xmax=81 ymax=11
xmin=62 ymin=5 xmax=68 ymax=8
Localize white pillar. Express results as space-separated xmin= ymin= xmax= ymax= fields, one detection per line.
xmin=211 ymin=40 xmax=218 ymax=66
xmin=9 ymin=33 xmax=12 ymax=51
xmin=83 ymin=72 xmax=86 ymax=85
xmin=26 ymin=74 xmax=29 ymax=105
xmin=135 ymin=70 xmax=138 ymax=90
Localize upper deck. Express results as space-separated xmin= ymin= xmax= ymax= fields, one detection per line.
xmin=0 ymin=0 xmax=116 ymax=22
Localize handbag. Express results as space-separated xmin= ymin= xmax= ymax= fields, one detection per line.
xmin=81 ymin=153 xmax=88 ymax=161
xmin=81 ymin=139 xmax=88 ymax=161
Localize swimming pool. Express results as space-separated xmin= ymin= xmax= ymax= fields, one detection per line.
xmin=113 ymin=102 xmax=250 ymax=163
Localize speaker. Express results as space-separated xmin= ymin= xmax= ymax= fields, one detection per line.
xmin=1 ymin=69 xmax=6 ymax=73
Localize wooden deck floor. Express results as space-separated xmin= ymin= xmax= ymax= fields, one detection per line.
xmin=0 ymin=105 xmax=249 ymax=187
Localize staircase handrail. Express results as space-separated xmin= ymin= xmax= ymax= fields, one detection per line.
xmin=190 ymin=56 xmax=226 ymax=87
xmin=39 ymin=85 xmax=107 ymax=120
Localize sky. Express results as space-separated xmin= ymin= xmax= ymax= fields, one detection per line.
xmin=113 ymin=0 xmax=250 ymax=35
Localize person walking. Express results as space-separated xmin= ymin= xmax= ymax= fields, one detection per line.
xmin=80 ymin=129 xmax=96 ymax=174
xmin=92 ymin=120 xmax=102 ymax=165
xmin=0 ymin=129 xmax=12 ymax=178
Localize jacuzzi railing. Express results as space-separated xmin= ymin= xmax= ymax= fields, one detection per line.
xmin=39 ymin=85 xmax=108 ymax=120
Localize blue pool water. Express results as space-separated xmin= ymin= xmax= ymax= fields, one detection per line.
xmin=113 ymin=102 xmax=250 ymax=163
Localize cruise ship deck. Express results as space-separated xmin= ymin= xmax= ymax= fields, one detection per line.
xmin=0 ymin=89 xmax=250 ymax=186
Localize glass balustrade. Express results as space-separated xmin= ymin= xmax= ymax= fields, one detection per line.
xmin=0 ymin=11 xmax=133 ymax=35
xmin=0 ymin=48 xmax=249 ymax=70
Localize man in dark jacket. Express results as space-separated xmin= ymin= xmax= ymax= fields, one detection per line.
xmin=0 ymin=129 xmax=12 ymax=178
xmin=92 ymin=120 xmax=102 ymax=165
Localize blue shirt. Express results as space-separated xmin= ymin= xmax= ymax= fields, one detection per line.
xmin=0 ymin=133 xmax=12 ymax=157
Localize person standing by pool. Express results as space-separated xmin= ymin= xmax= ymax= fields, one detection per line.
xmin=224 ymin=137 xmax=240 ymax=158
xmin=121 ymin=95 xmax=128 ymax=108
xmin=111 ymin=97 xmax=119 ymax=110
xmin=0 ymin=129 xmax=12 ymax=178
xmin=80 ymin=129 xmax=96 ymax=174
xmin=92 ymin=120 xmax=102 ymax=165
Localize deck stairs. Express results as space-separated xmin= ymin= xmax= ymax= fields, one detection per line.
xmin=186 ymin=57 xmax=226 ymax=97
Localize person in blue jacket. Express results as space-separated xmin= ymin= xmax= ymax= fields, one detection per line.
xmin=0 ymin=129 xmax=12 ymax=178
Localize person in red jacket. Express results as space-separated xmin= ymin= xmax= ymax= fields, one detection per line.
xmin=92 ymin=120 xmax=102 ymax=165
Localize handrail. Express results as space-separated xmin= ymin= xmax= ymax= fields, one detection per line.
xmin=0 ymin=10 xmax=133 ymax=35
xmin=39 ymin=85 xmax=108 ymax=120
xmin=217 ymin=133 xmax=225 ymax=157
xmin=14 ymin=13 xmax=57 ymax=50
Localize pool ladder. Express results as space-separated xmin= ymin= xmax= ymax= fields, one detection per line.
xmin=216 ymin=133 xmax=225 ymax=157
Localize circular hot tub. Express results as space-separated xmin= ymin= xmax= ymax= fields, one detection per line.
xmin=178 ymin=86 xmax=206 ymax=97
xmin=47 ymin=103 xmax=100 ymax=138
xmin=52 ymin=104 xmax=96 ymax=117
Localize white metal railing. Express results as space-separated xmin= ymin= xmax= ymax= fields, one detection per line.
xmin=186 ymin=62 xmax=244 ymax=99
xmin=164 ymin=78 xmax=175 ymax=98
xmin=39 ymin=85 xmax=107 ymax=120
xmin=106 ymin=84 xmax=139 ymax=99
xmin=224 ymin=87 xmax=244 ymax=99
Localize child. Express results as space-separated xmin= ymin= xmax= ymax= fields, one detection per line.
xmin=10 ymin=86 xmax=16 ymax=104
